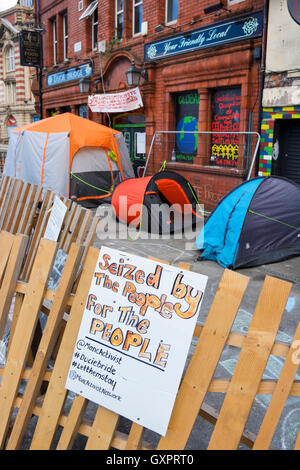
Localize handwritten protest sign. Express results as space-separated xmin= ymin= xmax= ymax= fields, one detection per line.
xmin=66 ymin=246 xmax=208 ymax=435
xmin=88 ymin=88 xmax=143 ymax=113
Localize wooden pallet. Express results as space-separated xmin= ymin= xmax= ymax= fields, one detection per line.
xmin=0 ymin=175 xmax=42 ymax=237
xmin=0 ymin=175 xmax=99 ymax=281
xmin=0 ymin=176 xmax=100 ymax=365
xmin=0 ymin=234 xmax=298 ymax=450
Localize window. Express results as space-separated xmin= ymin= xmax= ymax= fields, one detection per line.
xmin=115 ymin=0 xmax=124 ymax=40
xmin=52 ymin=18 xmax=57 ymax=65
xmin=20 ymin=0 xmax=33 ymax=6
xmin=92 ymin=6 xmax=98 ymax=50
xmin=210 ymin=88 xmax=241 ymax=168
xmin=174 ymin=91 xmax=199 ymax=164
xmin=5 ymin=81 xmax=16 ymax=105
xmin=166 ymin=0 xmax=178 ymax=24
xmin=63 ymin=13 xmax=68 ymax=61
xmin=5 ymin=46 xmax=15 ymax=73
xmin=133 ymin=0 xmax=143 ymax=36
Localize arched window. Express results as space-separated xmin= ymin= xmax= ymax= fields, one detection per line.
xmin=5 ymin=45 xmax=15 ymax=73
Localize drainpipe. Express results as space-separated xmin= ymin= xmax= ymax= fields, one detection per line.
xmin=255 ymin=0 xmax=269 ymax=176
xmin=36 ymin=0 xmax=43 ymax=119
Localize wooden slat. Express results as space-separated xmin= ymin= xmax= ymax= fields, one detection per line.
xmin=30 ymin=247 xmax=98 ymax=450
xmin=0 ymin=231 xmax=15 ymax=283
xmin=17 ymin=184 xmax=42 ymax=235
xmin=20 ymin=190 xmax=54 ymax=281
xmin=0 ymin=234 xmax=28 ymax=340
xmin=125 ymin=423 xmax=145 ymax=450
xmin=56 ymin=395 xmax=88 ymax=450
xmin=60 ymin=205 xmax=85 ymax=252
xmin=0 ymin=178 xmax=15 ymax=229
xmin=6 ymin=243 xmax=84 ymax=450
xmin=0 ymin=175 xmax=10 ymax=210
xmin=85 ymin=406 xmax=119 ymax=450
xmin=1 ymin=178 xmax=24 ymax=232
xmin=208 ymin=275 xmax=292 ymax=450
xmin=294 ymin=426 xmax=300 ymax=449
xmin=253 ymin=321 xmax=300 ymax=450
xmin=0 ymin=238 xmax=57 ymax=449
xmin=158 ymin=269 xmax=249 ymax=450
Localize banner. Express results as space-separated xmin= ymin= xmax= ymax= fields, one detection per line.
xmin=88 ymin=88 xmax=143 ymax=113
xmin=66 ymin=246 xmax=208 ymax=436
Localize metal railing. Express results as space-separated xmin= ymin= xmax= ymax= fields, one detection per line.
xmin=143 ymin=131 xmax=261 ymax=180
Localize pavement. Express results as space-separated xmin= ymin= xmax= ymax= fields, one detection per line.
xmin=91 ymin=208 xmax=300 ymax=450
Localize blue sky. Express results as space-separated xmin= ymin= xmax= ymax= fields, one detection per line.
xmin=0 ymin=1 xmax=18 ymax=13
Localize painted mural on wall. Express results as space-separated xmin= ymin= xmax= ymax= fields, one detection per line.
xmin=174 ymin=91 xmax=199 ymax=163
xmin=210 ymin=87 xmax=241 ymax=168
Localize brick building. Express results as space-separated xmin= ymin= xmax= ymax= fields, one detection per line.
xmin=0 ymin=0 xmax=37 ymax=168
xmin=258 ymin=0 xmax=300 ymax=185
xmin=36 ymin=0 xmax=265 ymax=211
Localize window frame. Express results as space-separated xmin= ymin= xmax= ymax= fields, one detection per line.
xmin=5 ymin=80 xmax=16 ymax=105
xmin=63 ymin=12 xmax=68 ymax=61
xmin=52 ymin=18 xmax=58 ymax=65
xmin=133 ymin=0 xmax=143 ymax=37
xmin=5 ymin=45 xmax=15 ymax=73
xmin=92 ymin=6 xmax=98 ymax=50
xmin=115 ymin=0 xmax=124 ymax=40
xmin=165 ymin=0 xmax=178 ymax=25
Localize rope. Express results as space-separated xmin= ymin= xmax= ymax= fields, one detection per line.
xmin=159 ymin=160 xmax=166 ymax=172
xmin=248 ymin=210 xmax=300 ymax=231
xmin=127 ymin=195 xmax=145 ymax=242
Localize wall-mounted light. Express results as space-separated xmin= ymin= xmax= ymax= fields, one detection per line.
xmin=78 ymin=77 xmax=90 ymax=93
xmin=204 ymin=2 xmax=231 ymax=14
xmin=155 ymin=23 xmax=177 ymax=33
xmin=125 ymin=61 xmax=148 ymax=87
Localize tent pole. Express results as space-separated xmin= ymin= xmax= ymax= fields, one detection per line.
xmin=142 ymin=132 xmax=157 ymax=177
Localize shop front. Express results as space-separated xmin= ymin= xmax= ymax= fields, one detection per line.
xmin=143 ymin=10 xmax=264 ymax=212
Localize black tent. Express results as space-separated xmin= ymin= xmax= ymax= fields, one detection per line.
xmin=196 ymin=176 xmax=300 ymax=268
xmin=112 ymin=170 xmax=202 ymax=234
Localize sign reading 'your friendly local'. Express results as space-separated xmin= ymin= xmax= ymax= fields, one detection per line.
xmin=66 ymin=246 xmax=208 ymax=435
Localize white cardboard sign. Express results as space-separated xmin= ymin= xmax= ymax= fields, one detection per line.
xmin=65 ymin=246 xmax=208 ymax=435
xmin=44 ymin=196 xmax=67 ymax=242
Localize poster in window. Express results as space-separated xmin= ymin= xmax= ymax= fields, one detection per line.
xmin=174 ymin=91 xmax=199 ymax=164
xmin=210 ymin=87 xmax=241 ymax=168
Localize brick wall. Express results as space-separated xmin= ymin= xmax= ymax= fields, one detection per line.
xmin=37 ymin=0 xmax=265 ymax=211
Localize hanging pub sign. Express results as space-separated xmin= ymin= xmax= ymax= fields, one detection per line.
xmin=66 ymin=246 xmax=208 ymax=436
xmin=19 ymin=30 xmax=42 ymax=68
xmin=210 ymin=87 xmax=241 ymax=168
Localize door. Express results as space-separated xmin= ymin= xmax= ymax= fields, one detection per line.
xmin=272 ymin=119 xmax=300 ymax=185
xmin=113 ymin=113 xmax=145 ymax=177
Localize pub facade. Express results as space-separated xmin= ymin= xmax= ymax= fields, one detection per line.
xmin=36 ymin=0 xmax=265 ymax=211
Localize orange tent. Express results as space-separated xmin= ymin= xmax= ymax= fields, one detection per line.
xmin=4 ymin=113 xmax=134 ymax=206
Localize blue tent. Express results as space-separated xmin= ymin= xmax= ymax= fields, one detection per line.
xmin=196 ymin=176 xmax=300 ymax=269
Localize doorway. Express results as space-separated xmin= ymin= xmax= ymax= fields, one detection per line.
xmin=113 ymin=113 xmax=145 ymax=177
xmin=272 ymin=119 xmax=300 ymax=184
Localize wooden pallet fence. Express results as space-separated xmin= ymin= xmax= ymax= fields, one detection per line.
xmin=0 ymin=175 xmax=42 ymax=237
xmin=0 ymin=175 xmax=100 ymax=282
xmin=0 ymin=235 xmax=298 ymax=450
xmin=0 ymin=176 xmax=100 ymax=371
